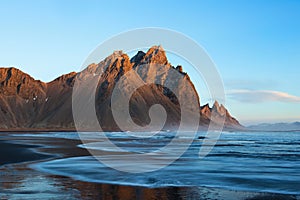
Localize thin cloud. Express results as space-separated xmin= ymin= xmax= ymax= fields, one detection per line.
xmin=226 ymin=89 xmax=300 ymax=103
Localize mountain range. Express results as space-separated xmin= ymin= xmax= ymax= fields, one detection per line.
xmin=0 ymin=46 xmax=242 ymax=131
xmin=247 ymin=122 xmax=300 ymax=132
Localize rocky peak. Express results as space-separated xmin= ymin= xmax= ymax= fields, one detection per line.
xmin=212 ymin=100 xmax=220 ymax=108
xmin=138 ymin=45 xmax=168 ymax=65
xmin=200 ymin=101 xmax=242 ymax=129
xmin=104 ymin=50 xmax=126 ymax=65
xmin=176 ymin=65 xmax=183 ymax=73
xmin=49 ymin=72 xmax=77 ymax=87
xmin=85 ymin=46 xmax=169 ymax=77
xmin=131 ymin=51 xmax=146 ymax=67
xmin=0 ymin=67 xmax=46 ymax=98
xmin=82 ymin=63 xmax=99 ymax=75
xmin=0 ymin=46 xmax=243 ymax=131
xmin=104 ymin=52 xmax=132 ymax=77
xmin=0 ymin=67 xmax=34 ymax=85
xmin=212 ymin=101 xmax=227 ymax=116
xmin=200 ymin=103 xmax=211 ymax=116
xmin=84 ymin=51 xmax=133 ymax=78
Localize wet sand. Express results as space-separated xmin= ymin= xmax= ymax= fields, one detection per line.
xmin=0 ymin=133 xmax=299 ymax=200
xmin=0 ymin=141 xmax=52 ymax=166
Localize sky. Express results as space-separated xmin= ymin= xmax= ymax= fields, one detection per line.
xmin=0 ymin=0 xmax=299 ymax=125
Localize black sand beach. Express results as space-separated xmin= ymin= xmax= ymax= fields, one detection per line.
xmin=0 ymin=133 xmax=299 ymax=200
xmin=0 ymin=141 xmax=52 ymax=166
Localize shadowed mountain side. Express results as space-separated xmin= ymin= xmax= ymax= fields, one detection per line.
xmin=0 ymin=46 xmax=243 ymax=131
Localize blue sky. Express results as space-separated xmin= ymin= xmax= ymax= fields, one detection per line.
xmin=0 ymin=0 xmax=299 ymax=125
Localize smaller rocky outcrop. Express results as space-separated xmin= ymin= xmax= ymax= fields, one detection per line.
xmin=200 ymin=101 xmax=243 ymax=130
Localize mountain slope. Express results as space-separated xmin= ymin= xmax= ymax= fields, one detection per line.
xmin=200 ymin=101 xmax=242 ymax=130
xmin=0 ymin=46 xmax=242 ymax=131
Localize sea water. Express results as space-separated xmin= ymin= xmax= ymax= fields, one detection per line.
xmin=30 ymin=131 xmax=300 ymax=195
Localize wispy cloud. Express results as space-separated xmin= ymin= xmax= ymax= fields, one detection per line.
xmin=226 ymin=89 xmax=300 ymax=103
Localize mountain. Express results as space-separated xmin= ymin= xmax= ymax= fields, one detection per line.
xmin=247 ymin=122 xmax=300 ymax=131
xmin=0 ymin=67 xmax=76 ymax=129
xmin=0 ymin=46 xmax=242 ymax=131
xmin=200 ymin=101 xmax=242 ymax=130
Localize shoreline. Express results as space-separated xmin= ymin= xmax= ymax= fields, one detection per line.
xmin=0 ymin=133 xmax=299 ymax=200
xmin=0 ymin=128 xmax=77 ymax=132
xmin=0 ymin=140 xmax=53 ymax=166
xmin=2 ymin=128 xmax=299 ymax=133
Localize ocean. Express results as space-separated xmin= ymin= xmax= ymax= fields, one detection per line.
xmin=21 ymin=130 xmax=300 ymax=195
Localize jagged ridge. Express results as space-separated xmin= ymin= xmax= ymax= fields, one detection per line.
xmin=0 ymin=46 xmax=242 ymax=131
